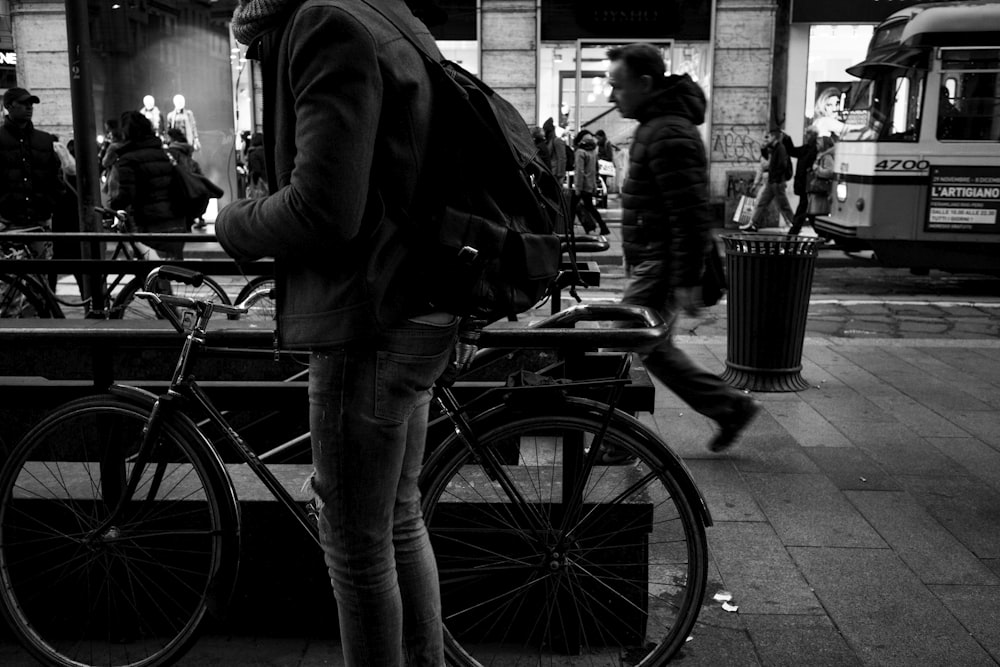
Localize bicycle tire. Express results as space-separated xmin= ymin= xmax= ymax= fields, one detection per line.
xmin=234 ymin=276 xmax=276 ymax=322
xmin=112 ymin=273 xmax=232 ymax=320
xmin=421 ymin=396 xmax=708 ymax=667
xmin=0 ymin=395 xmax=240 ymax=667
xmin=0 ymin=273 xmax=59 ymax=318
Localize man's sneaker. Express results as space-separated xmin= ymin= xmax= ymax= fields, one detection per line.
xmin=738 ymin=221 xmax=758 ymax=232
xmin=708 ymin=398 xmax=760 ymax=452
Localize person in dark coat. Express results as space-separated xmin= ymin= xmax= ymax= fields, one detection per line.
xmin=787 ymin=126 xmax=818 ymax=235
xmin=166 ymin=127 xmax=208 ymax=229
xmin=608 ymin=43 xmax=758 ymax=456
xmin=0 ymin=87 xmax=63 ymax=261
xmin=109 ymin=111 xmax=186 ymax=259
xmin=217 ymin=1 xmax=458 ymax=663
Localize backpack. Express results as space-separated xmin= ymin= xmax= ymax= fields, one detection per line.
xmin=362 ymin=0 xmax=566 ymax=322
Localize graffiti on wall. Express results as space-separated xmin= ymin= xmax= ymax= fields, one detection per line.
xmin=711 ymin=124 xmax=763 ymax=164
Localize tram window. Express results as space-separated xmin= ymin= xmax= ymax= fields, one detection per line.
xmin=840 ymin=70 xmax=924 ymax=142
xmin=938 ymin=49 xmax=1000 ymax=141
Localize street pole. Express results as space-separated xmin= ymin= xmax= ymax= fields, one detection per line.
xmin=65 ymin=0 xmax=106 ymax=314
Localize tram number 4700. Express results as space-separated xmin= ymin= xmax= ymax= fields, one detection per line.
xmin=875 ymin=159 xmax=930 ymax=171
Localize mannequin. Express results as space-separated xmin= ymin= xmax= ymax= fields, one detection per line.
xmin=139 ymin=95 xmax=163 ymax=137
xmin=166 ymin=94 xmax=200 ymax=151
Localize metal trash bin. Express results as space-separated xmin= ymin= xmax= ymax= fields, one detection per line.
xmin=719 ymin=233 xmax=820 ymax=392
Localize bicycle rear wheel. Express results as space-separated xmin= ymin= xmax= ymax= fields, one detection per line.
xmin=0 ymin=395 xmax=239 ymax=667
xmin=0 ymin=273 xmax=57 ymax=317
xmin=421 ymin=397 xmax=708 ymax=667
xmin=112 ymin=274 xmax=231 ymax=320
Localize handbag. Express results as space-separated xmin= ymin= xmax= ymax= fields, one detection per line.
xmin=701 ymin=242 xmax=727 ymax=307
xmin=807 ymin=193 xmax=831 ymax=216
xmin=731 ymin=194 xmax=754 ymax=228
xmin=164 ymin=150 xmax=224 ymax=218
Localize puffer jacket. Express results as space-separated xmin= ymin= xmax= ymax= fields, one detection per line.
xmin=215 ymin=0 xmax=440 ymax=348
xmin=0 ymin=120 xmax=63 ymax=226
xmin=109 ymin=135 xmax=186 ymax=234
xmin=621 ymin=74 xmax=711 ymax=289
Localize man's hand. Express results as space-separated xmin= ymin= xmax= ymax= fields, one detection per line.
xmin=675 ymin=285 xmax=703 ymax=316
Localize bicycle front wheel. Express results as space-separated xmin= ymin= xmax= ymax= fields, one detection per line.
xmin=112 ymin=273 xmax=231 ymax=320
xmin=0 ymin=395 xmax=239 ymax=667
xmin=421 ymin=397 xmax=708 ymax=667
xmin=0 ymin=273 xmax=57 ymax=317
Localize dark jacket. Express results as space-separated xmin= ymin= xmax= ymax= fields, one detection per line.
xmin=166 ymin=140 xmax=202 ymax=175
xmin=0 ymin=119 xmax=63 ymax=226
xmin=109 ymin=135 xmax=186 ymax=235
xmin=788 ymin=141 xmax=817 ymax=196
xmin=621 ymin=74 xmax=711 ymax=289
xmin=216 ymin=0 xmax=440 ymax=348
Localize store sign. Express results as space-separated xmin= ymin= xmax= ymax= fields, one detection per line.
xmin=542 ymin=0 xmax=711 ymax=41
xmin=0 ymin=51 xmax=16 ymax=66
xmin=925 ymin=165 xmax=1000 ymax=233
xmin=792 ymin=0 xmax=952 ymax=24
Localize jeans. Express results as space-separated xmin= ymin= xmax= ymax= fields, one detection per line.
xmin=623 ymin=259 xmax=746 ymax=423
xmin=308 ymin=315 xmax=459 ymax=666
xmin=751 ymin=182 xmax=794 ymax=228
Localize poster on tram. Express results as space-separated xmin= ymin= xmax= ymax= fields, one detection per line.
xmin=925 ymin=165 xmax=1000 ymax=233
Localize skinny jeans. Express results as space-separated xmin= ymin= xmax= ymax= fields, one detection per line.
xmin=308 ymin=316 xmax=459 ymax=666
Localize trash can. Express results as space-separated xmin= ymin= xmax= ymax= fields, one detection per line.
xmin=720 ymin=233 xmax=820 ymax=392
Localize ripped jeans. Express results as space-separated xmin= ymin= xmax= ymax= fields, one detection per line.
xmin=308 ymin=316 xmax=458 ymax=667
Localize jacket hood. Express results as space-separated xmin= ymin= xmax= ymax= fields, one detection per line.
xmin=636 ymin=74 xmax=706 ymax=126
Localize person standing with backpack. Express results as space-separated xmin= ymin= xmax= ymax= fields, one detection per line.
xmin=216 ymin=1 xmax=458 ymax=664
xmin=606 ymin=43 xmax=759 ymax=459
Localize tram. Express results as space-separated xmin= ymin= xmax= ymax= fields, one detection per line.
xmin=815 ymin=0 xmax=1000 ymax=274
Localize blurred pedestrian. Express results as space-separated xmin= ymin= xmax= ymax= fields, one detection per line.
xmin=742 ymin=125 xmax=795 ymax=232
xmin=542 ymin=117 xmax=567 ymax=184
xmin=109 ymin=111 xmax=186 ymax=260
xmin=787 ymin=126 xmax=818 ymax=235
xmin=607 ymin=43 xmax=759 ymax=458
xmin=244 ymin=132 xmax=268 ymax=199
xmin=806 ymin=135 xmax=836 ymax=218
xmin=166 ymin=127 xmax=209 ymax=229
xmin=573 ymin=130 xmax=609 ymax=236
xmin=217 ymin=1 xmax=458 ymax=664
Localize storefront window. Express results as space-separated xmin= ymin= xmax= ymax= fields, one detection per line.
xmin=805 ymin=25 xmax=873 ymax=137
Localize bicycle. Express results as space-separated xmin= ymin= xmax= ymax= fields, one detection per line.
xmin=0 ymin=209 xmax=231 ymax=319
xmin=0 ymin=266 xmax=711 ymax=667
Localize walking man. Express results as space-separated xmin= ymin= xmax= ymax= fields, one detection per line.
xmin=742 ymin=125 xmax=795 ymax=232
xmin=217 ymin=1 xmax=458 ymax=664
xmin=607 ymin=43 xmax=758 ymax=456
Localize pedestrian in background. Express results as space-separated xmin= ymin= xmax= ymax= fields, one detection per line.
xmin=0 ymin=87 xmax=63 ymax=261
xmin=807 ymin=134 xmax=836 ymax=218
xmin=166 ymin=127 xmax=209 ymax=229
xmin=244 ymin=132 xmax=268 ymax=199
xmin=573 ymin=130 xmax=610 ymax=236
xmin=787 ymin=126 xmax=818 ymax=235
xmin=607 ymin=42 xmax=759 ymax=459
xmin=542 ymin=117 xmax=567 ymax=184
xmin=218 ymin=1 xmax=458 ymax=664
xmin=109 ymin=111 xmax=186 ymax=260
xmin=742 ymin=124 xmax=795 ymax=232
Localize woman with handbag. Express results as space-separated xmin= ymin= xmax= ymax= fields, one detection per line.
xmin=108 ymin=111 xmax=186 ymax=260
xmin=805 ymin=135 xmax=836 ymax=224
